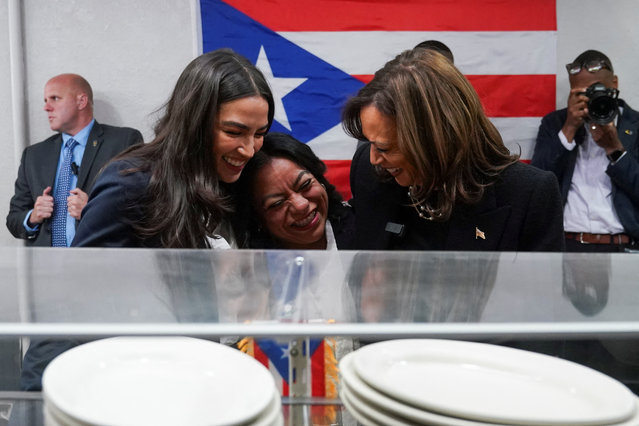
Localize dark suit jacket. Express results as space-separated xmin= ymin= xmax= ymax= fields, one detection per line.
xmin=349 ymin=143 xmax=565 ymax=251
xmin=6 ymin=122 xmax=142 ymax=246
xmin=71 ymin=158 xmax=158 ymax=248
xmin=531 ymin=99 xmax=639 ymax=239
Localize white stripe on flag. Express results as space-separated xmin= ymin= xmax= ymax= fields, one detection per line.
xmin=491 ymin=117 xmax=542 ymax=160
xmin=278 ymin=31 xmax=556 ymax=75
xmin=307 ymin=124 xmax=358 ymax=160
xmin=307 ymin=117 xmax=541 ymax=161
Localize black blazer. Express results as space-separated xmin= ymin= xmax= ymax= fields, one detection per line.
xmin=6 ymin=122 xmax=142 ymax=246
xmin=531 ymin=99 xmax=639 ymax=239
xmin=71 ymin=159 xmax=155 ymax=248
xmin=349 ymin=143 xmax=565 ymax=251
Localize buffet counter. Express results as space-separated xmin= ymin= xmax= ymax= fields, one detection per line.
xmin=0 ymin=247 xmax=637 ymax=425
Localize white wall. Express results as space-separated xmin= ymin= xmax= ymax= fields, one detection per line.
xmin=556 ymin=0 xmax=639 ymax=110
xmin=22 ymin=0 xmax=199 ymax=145
xmin=1 ymin=0 xmax=638 ymax=246
xmin=1 ymin=2 xmax=17 ymax=247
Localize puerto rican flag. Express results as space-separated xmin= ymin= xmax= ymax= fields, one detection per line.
xmin=200 ymin=0 xmax=557 ymax=199
xmin=240 ymin=337 xmax=339 ymax=398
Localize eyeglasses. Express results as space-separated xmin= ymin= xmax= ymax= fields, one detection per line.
xmin=565 ymin=60 xmax=612 ymax=75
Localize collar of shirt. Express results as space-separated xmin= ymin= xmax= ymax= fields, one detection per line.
xmin=325 ymin=220 xmax=337 ymax=251
xmin=62 ymin=119 xmax=95 ymax=148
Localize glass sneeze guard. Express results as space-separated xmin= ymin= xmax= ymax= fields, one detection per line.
xmin=1 ymin=247 xmax=638 ymax=426
xmin=0 ymin=247 xmax=638 ymax=340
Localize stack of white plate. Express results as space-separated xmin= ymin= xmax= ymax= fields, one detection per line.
xmin=42 ymin=337 xmax=283 ymax=426
xmin=339 ymin=339 xmax=639 ymax=426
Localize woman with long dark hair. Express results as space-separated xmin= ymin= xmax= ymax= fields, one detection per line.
xmin=72 ymin=49 xmax=274 ymax=248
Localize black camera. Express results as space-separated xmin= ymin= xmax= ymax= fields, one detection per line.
xmin=584 ymin=82 xmax=619 ymax=124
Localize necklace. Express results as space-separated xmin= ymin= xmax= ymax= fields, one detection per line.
xmin=407 ymin=186 xmax=435 ymax=221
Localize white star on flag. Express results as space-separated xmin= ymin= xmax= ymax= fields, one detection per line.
xmin=255 ymin=45 xmax=307 ymax=131
xmin=280 ymin=343 xmax=292 ymax=360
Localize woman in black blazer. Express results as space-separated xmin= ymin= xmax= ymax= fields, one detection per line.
xmin=343 ymin=48 xmax=564 ymax=252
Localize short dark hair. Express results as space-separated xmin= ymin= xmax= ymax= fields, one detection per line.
xmin=572 ymin=49 xmax=614 ymax=73
xmin=414 ymin=40 xmax=454 ymax=63
xmin=233 ymin=132 xmax=345 ymax=248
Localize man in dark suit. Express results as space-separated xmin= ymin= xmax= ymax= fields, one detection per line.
xmin=6 ymin=73 xmax=142 ymax=246
xmin=530 ymin=50 xmax=639 ymax=393
xmin=532 ymin=50 xmax=639 ymax=252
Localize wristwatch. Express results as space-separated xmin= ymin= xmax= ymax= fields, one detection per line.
xmin=607 ymin=149 xmax=625 ymax=163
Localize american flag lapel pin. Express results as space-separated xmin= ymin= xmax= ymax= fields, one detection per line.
xmin=475 ymin=227 xmax=486 ymax=240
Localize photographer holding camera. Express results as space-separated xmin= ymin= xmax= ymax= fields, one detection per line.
xmin=532 ymin=49 xmax=639 ymax=252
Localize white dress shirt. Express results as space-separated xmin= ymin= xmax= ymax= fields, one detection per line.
xmin=559 ymin=115 xmax=625 ymax=234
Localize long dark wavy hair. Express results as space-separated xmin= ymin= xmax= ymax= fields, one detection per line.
xmin=342 ymin=49 xmax=518 ymax=221
xmin=115 ymin=49 xmax=274 ymax=247
xmin=232 ymin=132 xmax=347 ymax=248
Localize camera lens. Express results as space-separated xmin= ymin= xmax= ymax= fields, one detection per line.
xmin=586 ymin=83 xmax=619 ymax=125
xmin=589 ymin=96 xmax=617 ymax=124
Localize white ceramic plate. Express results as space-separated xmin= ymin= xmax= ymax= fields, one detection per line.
xmin=252 ymin=391 xmax=284 ymax=426
xmin=43 ymin=337 xmax=277 ymax=426
xmin=45 ymin=391 xmax=284 ymax=426
xmin=340 ymin=385 xmax=388 ymax=426
xmin=616 ymin=399 xmax=639 ymax=426
xmin=43 ymin=403 xmax=65 ymax=426
xmin=353 ymin=339 xmax=637 ymax=425
xmin=45 ymin=403 xmax=85 ymax=426
xmin=340 ymin=352 xmax=494 ymax=426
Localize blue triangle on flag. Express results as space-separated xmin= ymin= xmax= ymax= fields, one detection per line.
xmin=255 ymin=339 xmax=324 ymax=383
xmin=200 ymin=0 xmax=364 ymax=143
xmin=255 ymin=339 xmax=290 ymax=381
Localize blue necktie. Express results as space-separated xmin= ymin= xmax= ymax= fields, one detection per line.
xmin=51 ymin=139 xmax=78 ymax=247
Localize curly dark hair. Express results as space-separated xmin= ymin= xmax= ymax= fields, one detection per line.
xmin=232 ymin=132 xmax=347 ymax=248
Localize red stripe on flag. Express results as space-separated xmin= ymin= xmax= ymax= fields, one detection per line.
xmin=352 ymin=75 xmax=370 ymax=84
xmin=253 ymin=343 xmax=269 ymax=368
xmin=350 ymin=75 xmax=555 ymax=118
xmin=467 ymin=75 xmax=556 ymax=117
xmin=222 ymin=0 xmax=556 ymax=31
xmin=324 ymin=160 xmax=352 ymax=201
xmin=311 ymin=342 xmax=325 ymax=397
